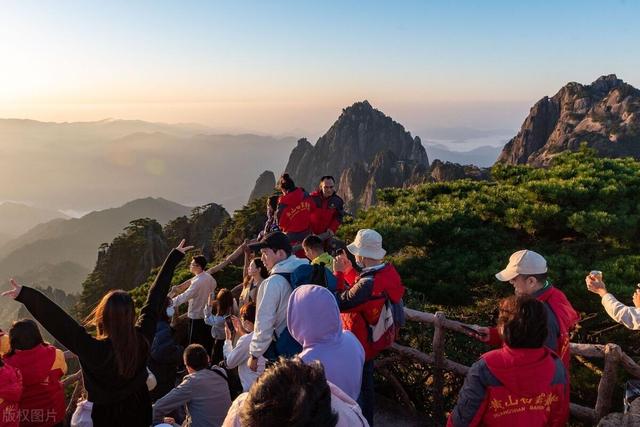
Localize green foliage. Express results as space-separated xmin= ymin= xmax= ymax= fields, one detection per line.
xmin=344 ymin=149 xmax=640 ymax=417
xmin=211 ymin=196 xmax=267 ymax=261
xmin=77 ymin=218 xmax=169 ymax=317
xmin=344 ymin=149 xmax=640 ymax=311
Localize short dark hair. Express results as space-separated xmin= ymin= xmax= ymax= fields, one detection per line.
xmin=192 ymin=255 xmax=207 ymax=271
xmin=8 ymin=319 xmax=45 ymax=356
xmin=319 ymin=176 xmax=335 ymax=183
xmin=184 ymin=344 xmax=209 ymax=371
xmin=302 ymin=235 xmax=324 ymax=252
xmin=521 ymin=273 xmax=548 ymax=284
xmin=279 ymin=173 xmax=296 ymax=192
xmin=498 ymin=295 xmax=548 ymax=349
xmin=250 ymin=231 xmax=292 ymax=258
xmin=240 ymin=302 xmax=257 ymax=323
xmin=240 ymin=358 xmax=338 ymax=427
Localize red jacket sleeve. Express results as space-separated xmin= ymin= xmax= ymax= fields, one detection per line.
xmin=487 ymin=326 xmax=503 ymax=347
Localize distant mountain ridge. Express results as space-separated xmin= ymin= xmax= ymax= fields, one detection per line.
xmin=0 ymin=197 xmax=192 ymax=282
xmin=498 ymin=74 xmax=640 ymax=165
xmin=424 ymin=144 xmax=501 ymax=167
xmin=0 ymin=202 xmax=68 ymax=238
xmin=0 ymin=119 xmax=297 ymax=213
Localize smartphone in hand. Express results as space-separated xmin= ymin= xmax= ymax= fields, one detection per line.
xmin=224 ymin=315 xmax=235 ymax=335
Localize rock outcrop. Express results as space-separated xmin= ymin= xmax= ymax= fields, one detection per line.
xmin=284 ymin=101 xmax=429 ymax=211
xmin=498 ymin=74 xmax=640 ymax=166
xmin=78 ymin=218 xmax=169 ymax=316
xmin=429 ymin=160 xmax=490 ymax=182
xmin=164 ymin=203 xmax=229 ymax=260
xmin=248 ymin=170 xmax=276 ymax=203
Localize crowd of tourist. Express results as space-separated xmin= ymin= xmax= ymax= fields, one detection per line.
xmin=1 ymin=172 xmax=635 ymax=427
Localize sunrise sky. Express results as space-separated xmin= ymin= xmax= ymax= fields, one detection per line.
xmin=1 ymin=0 xmax=639 ymax=137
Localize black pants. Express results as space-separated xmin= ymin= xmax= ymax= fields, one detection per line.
xmin=188 ymin=318 xmax=214 ymax=355
xmin=211 ymin=339 xmax=225 ymax=365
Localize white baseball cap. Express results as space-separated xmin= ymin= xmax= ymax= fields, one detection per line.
xmin=347 ymin=229 xmax=387 ymax=260
xmin=495 ymin=250 xmax=547 ymax=281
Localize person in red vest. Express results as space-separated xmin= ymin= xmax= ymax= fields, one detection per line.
xmin=309 ymin=175 xmax=345 ymax=243
xmin=275 ymin=173 xmax=313 ymax=257
xmin=333 ymin=228 xmax=405 ymax=426
xmin=473 ymin=250 xmax=579 ymax=373
xmin=448 ymin=295 xmax=569 ymax=427
xmin=0 ymin=356 xmax=22 ymax=427
xmin=3 ymin=319 xmax=67 ymax=427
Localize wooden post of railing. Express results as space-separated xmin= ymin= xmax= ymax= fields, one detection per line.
xmin=594 ymin=343 xmax=621 ymax=422
xmin=432 ymin=311 xmax=446 ymax=426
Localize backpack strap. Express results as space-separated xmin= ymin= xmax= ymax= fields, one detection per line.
xmin=272 ymin=272 xmax=293 ymax=289
xmin=209 ymin=366 xmax=229 ymax=383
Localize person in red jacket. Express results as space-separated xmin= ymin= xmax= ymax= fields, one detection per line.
xmin=0 ymin=357 xmax=22 ymax=427
xmin=448 ymin=295 xmax=569 ymax=427
xmin=309 ymin=175 xmax=345 ymax=242
xmin=275 ymin=173 xmax=313 ymax=257
xmin=333 ymin=228 xmax=405 ymax=426
xmin=3 ymin=319 xmax=67 ymax=427
xmin=473 ymin=250 xmax=579 ymax=373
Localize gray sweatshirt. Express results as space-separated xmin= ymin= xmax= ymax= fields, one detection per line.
xmin=153 ymin=367 xmax=231 ymax=427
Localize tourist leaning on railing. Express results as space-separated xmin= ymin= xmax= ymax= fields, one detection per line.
xmin=586 ymin=273 xmax=640 ymax=330
xmin=448 ymin=295 xmax=569 ymax=427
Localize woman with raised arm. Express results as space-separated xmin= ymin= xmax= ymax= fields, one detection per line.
xmin=1 ymin=239 xmax=193 ymax=427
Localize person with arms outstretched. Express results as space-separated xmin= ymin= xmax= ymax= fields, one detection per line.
xmin=2 ymin=239 xmax=193 ymax=427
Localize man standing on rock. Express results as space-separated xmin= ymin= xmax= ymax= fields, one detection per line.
xmin=170 ymin=255 xmax=217 ymax=354
xmin=310 ymin=175 xmax=345 ymax=250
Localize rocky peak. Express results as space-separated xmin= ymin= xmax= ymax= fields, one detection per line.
xmin=248 ymin=170 xmax=276 ymax=203
xmin=591 ymin=74 xmax=624 ymax=94
xmin=283 ymin=101 xmax=429 ymax=209
xmin=497 ymin=75 xmax=640 ymax=166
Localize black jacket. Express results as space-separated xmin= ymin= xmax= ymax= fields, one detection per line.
xmin=16 ymin=249 xmax=184 ymax=427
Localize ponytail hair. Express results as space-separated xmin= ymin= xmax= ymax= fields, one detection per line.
xmin=279 ymin=174 xmax=296 ymax=193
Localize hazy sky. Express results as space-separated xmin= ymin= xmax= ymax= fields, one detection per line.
xmin=1 ymin=0 xmax=639 ymax=137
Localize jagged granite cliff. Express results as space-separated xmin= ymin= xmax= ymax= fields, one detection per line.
xmin=164 ymin=203 xmax=229 ymax=259
xmin=284 ymin=101 xmax=429 ymax=211
xmin=498 ymin=74 xmax=640 ymax=165
xmin=248 ymin=170 xmax=276 ymax=203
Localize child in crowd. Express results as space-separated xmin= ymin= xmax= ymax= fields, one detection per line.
xmin=204 ymin=289 xmax=236 ymax=364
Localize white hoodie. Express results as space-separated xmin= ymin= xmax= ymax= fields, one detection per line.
xmin=249 ymin=255 xmax=308 ymax=358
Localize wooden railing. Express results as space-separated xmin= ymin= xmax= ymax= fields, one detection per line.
xmin=376 ymin=307 xmax=640 ymax=426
